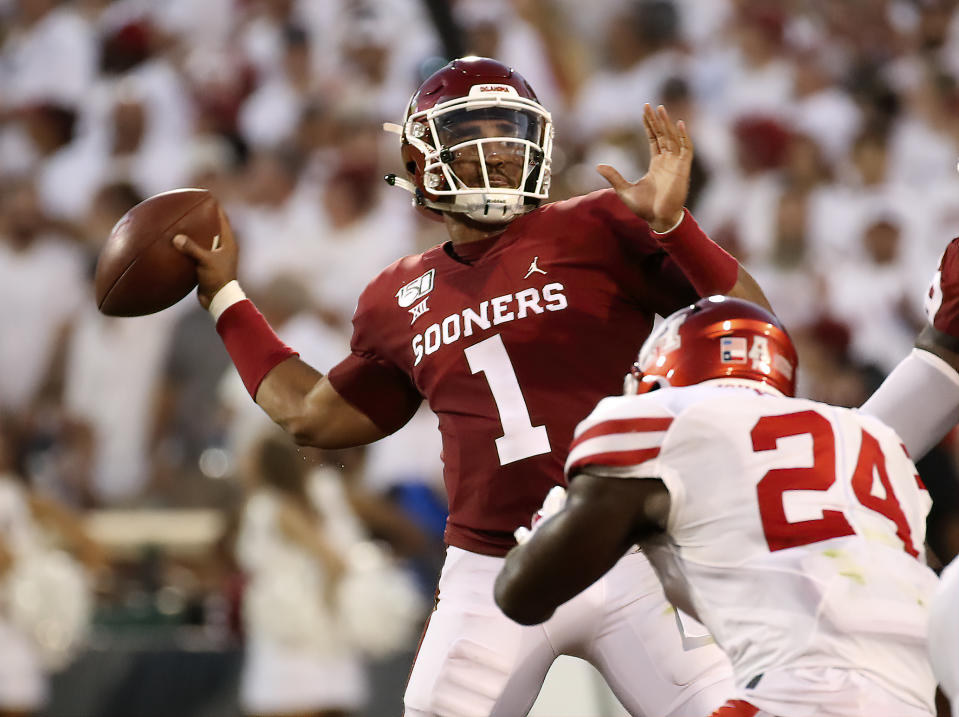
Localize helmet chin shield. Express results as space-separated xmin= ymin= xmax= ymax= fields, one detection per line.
xmin=448 ymin=191 xmax=529 ymax=223
xmin=401 ymin=78 xmax=553 ymax=223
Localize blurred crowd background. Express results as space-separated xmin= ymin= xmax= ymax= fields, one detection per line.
xmin=5 ymin=0 xmax=959 ymax=714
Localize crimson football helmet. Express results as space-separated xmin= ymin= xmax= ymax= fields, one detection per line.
xmin=384 ymin=56 xmax=553 ymax=223
xmin=625 ymin=296 xmax=798 ymax=397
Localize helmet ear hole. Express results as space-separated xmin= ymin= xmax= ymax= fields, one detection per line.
xmin=405 ymin=161 xmax=416 ymax=174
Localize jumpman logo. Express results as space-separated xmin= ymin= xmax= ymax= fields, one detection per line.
xmin=524 ymin=256 xmax=547 ymax=278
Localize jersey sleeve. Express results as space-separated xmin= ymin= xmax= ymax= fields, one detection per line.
xmin=859 ymin=348 xmax=959 ymax=460
xmin=564 ymin=394 xmax=677 ymax=480
xmin=326 ymin=282 xmax=422 ymax=435
xmin=578 ymin=190 xmax=700 ymax=315
xmin=926 ymin=236 xmax=959 ymax=338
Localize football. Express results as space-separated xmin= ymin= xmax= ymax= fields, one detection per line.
xmin=95 ymin=188 xmax=221 ymax=316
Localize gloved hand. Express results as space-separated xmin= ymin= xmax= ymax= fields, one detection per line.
xmin=514 ymin=485 xmax=567 ymax=545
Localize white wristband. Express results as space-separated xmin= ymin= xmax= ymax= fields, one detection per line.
xmin=651 ymin=211 xmax=686 ymax=237
xmin=208 ymin=280 xmax=247 ymax=322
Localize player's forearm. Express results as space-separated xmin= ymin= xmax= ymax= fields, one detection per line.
xmin=860 ymin=329 xmax=959 ymax=459
xmin=655 ymin=210 xmax=745 ymax=299
xmin=495 ymin=511 xmax=613 ymax=625
xmin=495 ymin=481 xmax=640 ymax=625
xmin=725 ymin=265 xmax=773 ymax=312
xmin=210 ymin=282 xmax=386 ymax=448
xmin=254 ymin=357 xmax=326 ymax=438
xmin=257 ymin=363 xmax=388 ymax=448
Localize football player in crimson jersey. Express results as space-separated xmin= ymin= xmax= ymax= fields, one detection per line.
xmin=496 ymin=296 xmax=939 ymax=717
xmin=173 ymin=57 xmax=776 ymax=716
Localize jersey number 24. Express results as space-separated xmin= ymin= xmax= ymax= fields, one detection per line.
xmin=751 ymin=410 xmax=921 ymax=558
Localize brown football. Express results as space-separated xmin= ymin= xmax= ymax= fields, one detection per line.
xmin=95 ymin=188 xmax=220 ymax=316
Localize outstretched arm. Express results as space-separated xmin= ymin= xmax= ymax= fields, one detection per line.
xmin=861 ymin=237 xmax=959 ymax=459
xmin=173 ymin=210 xmax=389 ymax=449
xmin=860 ymin=326 xmax=959 ymax=460
xmin=600 ymin=104 xmax=773 ymax=312
xmin=725 ymin=265 xmax=773 ymax=312
xmin=494 ymin=472 xmax=667 ymax=625
xmin=256 ymin=361 xmax=388 ymax=448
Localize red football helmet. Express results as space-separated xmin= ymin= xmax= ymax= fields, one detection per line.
xmin=625 ymin=296 xmax=798 ymax=397
xmin=384 ymin=56 xmax=553 ymax=223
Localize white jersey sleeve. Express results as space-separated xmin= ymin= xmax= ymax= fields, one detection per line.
xmin=565 ymin=393 xmax=677 ymax=480
xmin=860 ymin=348 xmax=959 ymax=460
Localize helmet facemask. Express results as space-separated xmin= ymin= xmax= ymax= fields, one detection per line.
xmin=625 ymin=310 xmax=688 ymax=395
xmin=623 ymin=363 xmax=672 ymax=395
xmin=404 ymin=84 xmax=553 ymax=223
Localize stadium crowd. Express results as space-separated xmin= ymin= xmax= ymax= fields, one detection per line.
xmin=5 ymin=0 xmax=959 ymax=714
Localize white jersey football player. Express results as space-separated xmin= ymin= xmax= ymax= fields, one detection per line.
xmin=930 ymin=557 xmax=959 ymax=717
xmin=495 ymin=296 xmax=939 ymax=717
xmin=862 ymin=236 xmax=959 ymax=714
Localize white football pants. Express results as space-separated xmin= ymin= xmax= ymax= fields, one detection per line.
xmin=404 ymin=547 xmax=732 ymax=717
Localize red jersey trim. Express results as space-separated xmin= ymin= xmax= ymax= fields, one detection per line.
xmin=568 ymin=446 xmax=662 ymax=473
xmin=709 ymin=699 xmax=761 ymax=717
xmin=571 ymin=417 xmax=673 ymax=449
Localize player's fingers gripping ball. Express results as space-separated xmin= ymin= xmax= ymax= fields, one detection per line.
xmin=95 ymin=188 xmax=221 ymax=316
xmin=514 ymin=485 xmax=567 ymax=545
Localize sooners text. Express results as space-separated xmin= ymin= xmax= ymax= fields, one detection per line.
xmin=412 ymin=283 xmax=568 ymax=366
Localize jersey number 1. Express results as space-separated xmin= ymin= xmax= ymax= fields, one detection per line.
xmin=751 ymin=410 xmax=919 ymax=557
xmin=465 ymin=335 xmax=550 ymax=465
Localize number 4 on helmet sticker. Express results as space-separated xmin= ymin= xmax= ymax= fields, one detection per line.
xmin=722 ymin=335 xmax=770 ymax=370
xmin=748 ymin=336 xmax=771 ymax=372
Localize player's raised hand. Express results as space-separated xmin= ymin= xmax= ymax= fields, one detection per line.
xmin=597 ymin=103 xmax=693 ymax=233
xmin=172 ymin=207 xmax=239 ymax=309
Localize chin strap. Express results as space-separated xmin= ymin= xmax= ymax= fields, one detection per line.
xmin=383 ymin=172 xmax=446 ymax=216
xmin=384 ymin=173 xmax=529 ymax=224
xmin=384 ymin=173 xmax=417 ymax=195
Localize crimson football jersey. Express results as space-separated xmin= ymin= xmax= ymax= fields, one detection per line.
xmin=926 ymin=236 xmax=959 ymax=337
xmin=328 ymin=189 xmax=700 ymax=555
